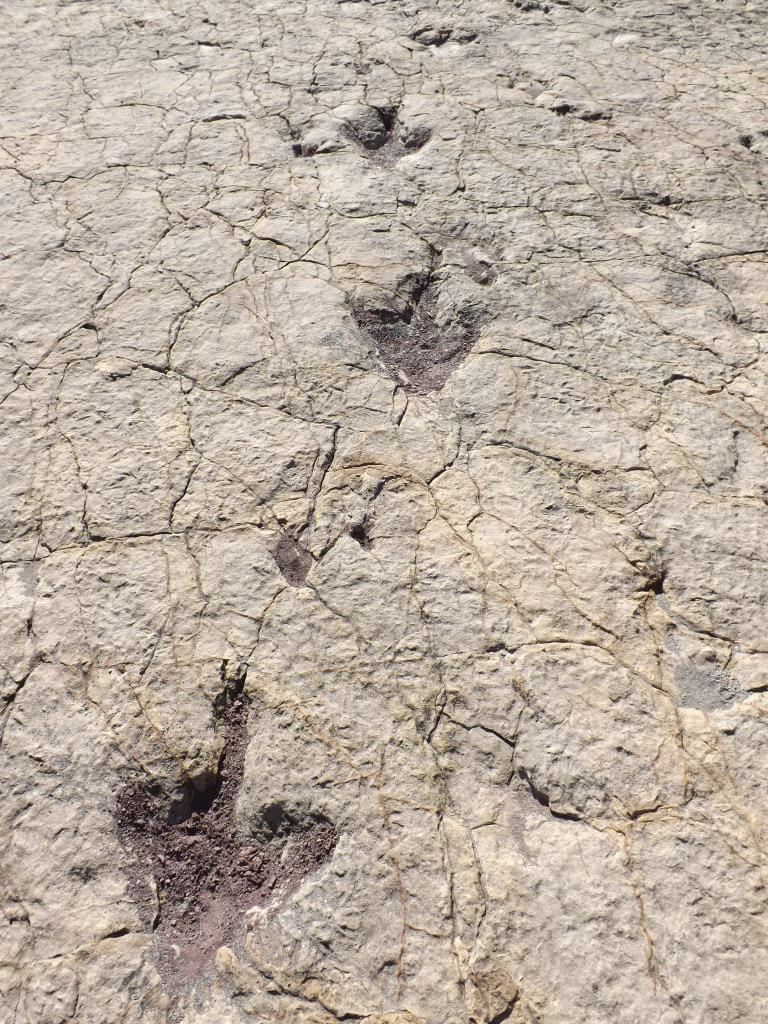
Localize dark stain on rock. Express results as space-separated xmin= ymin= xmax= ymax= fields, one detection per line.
xmin=273 ymin=533 xmax=313 ymax=586
xmin=511 ymin=0 xmax=551 ymax=12
xmin=401 ymin=123 xmax=432 ymax=152
xmin=739 ymin=129 xmax=768 ymax=152
xmin=411 ymin=26 xmax=453 ymax=46
xmin=464 ymin=253 xmax=498 ymax=286
xmin=410 ymin=25 xmax=477 ymax=46
xmin=116 ymin=667 xmax=336 ymax=999
xmin=552 ymin=99 xmax=611 ymax=121
xmin=349 ymin=518 xmax=372 ymax=549
xmin=648 ymin=569 xmax=666 ymax=596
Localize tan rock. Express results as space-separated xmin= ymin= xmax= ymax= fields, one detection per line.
xmin=1 ymin=0 xmax=767 ymax=1021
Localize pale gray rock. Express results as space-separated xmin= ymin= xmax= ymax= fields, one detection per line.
xmin=1 ymin=0 xmax=768 ymax=1022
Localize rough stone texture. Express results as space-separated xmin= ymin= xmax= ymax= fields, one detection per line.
xmin=1 ymin=0 xmax=768 ymax=1022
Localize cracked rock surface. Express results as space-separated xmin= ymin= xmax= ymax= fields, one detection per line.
xmin=2 ymin=0 xmax=768 ymax=1021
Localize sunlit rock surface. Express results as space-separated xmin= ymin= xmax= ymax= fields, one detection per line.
xmin=2 ymin=1 xmax=768 ymax=1021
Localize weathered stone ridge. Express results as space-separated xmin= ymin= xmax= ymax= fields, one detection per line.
xmin=1 ymin=0 xmax=768 ymax=1022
